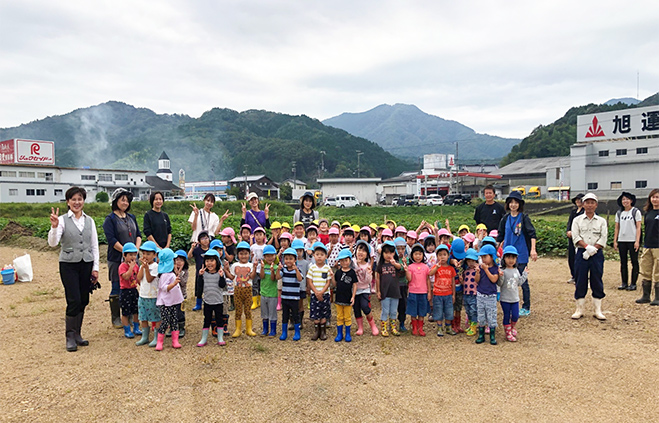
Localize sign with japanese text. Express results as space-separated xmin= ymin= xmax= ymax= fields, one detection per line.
xmin=0 ymin=139 xmax=55 ymax=165
xmin=0 ymin=139 xmax=14 ymax=164
xmin=577 ymin=105 xmax=659 ymax=142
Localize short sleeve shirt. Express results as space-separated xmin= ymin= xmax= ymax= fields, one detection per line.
xmin=334 ymin=268 xmax=357 ymax=305
xmin=433 ymin=265 xmax=456 ymax=296
xmin=231 ymin=262 xmax=253 ymax=288
xmin=138 ymin=262 xmax=159 ymax=298
xmin=463 ymin=267 xmax=479 ymax=295
xmin=616 ymin=208 xmax=642 ymax=242
xmin=376 ymin=262 xmax=402 ymax=299
xmin=307 ymin=262 xmax=332 ymax=291
xmin=407 ymin=262 xmax=430 ymax=294
xmin=119 ymin=262 xmax=139 ymax=289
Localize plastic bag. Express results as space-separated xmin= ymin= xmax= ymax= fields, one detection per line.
xmin=13 ymin=254 xmax=33 ymax=282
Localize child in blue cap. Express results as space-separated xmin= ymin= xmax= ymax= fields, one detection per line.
xmin=258 ymin=245 xmax=279 ymax=337
xmin=497 ymin=246 xmax=528 ymax=342
xmin=136 ymin=241 xmax=160 ymax=346
xmin=197 ymin=249 xmax=227 ymax=347
xmin=476 ymin=245 xmax=499 ymax=345
xmin=462 ymin=248 xmax=480 ymax=336
xmin=155 ymin=248 xmax=184 ymax=351
xmin=119 ymin=242 xmax=141 ymax=339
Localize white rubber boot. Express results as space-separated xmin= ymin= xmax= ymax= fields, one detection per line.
xmin=571 ymin=298 xmax=585 ymax=319
xmin=593 ymin=298 xmax=606 ymax=320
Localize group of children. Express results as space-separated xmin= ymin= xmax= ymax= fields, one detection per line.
xmin=116 ymin=218 xmax=528 ymax=350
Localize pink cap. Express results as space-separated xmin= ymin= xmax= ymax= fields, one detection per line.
xmin=360 ymin=226 xmax=371 ymax=233
xmin=382 ymin=228 xmax=393 ymax=237
xmin=418 ymin=232 xmax=429 ymax=241
xmin=278 ymin=232 xmax=293 ymax=241
xmin=437 ymin=228 xmax=451 ymax=237
xmin=463 ymin=233 xmax=475 ymax=243
xmin=240 ymin=224 xmax=252 ymax=231
xmin=328 ymin=227 xmax=340 ymax=235
xmin=220 ymin=227 xmax=237 ymax=244
xmin=254 ymin=227 xmax=266 ymax=233
xmin=489 ymin=230 xmax=499 ymax=238
xmin=406 ymin=230 xmax=417 ymax=239
xmin=395 ymin=225 xmax=407 ymax=233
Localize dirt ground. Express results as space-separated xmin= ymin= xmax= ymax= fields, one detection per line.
xmin=1 ymin=244 xmax=658 ymax=423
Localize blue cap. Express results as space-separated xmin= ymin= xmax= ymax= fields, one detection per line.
xmin=291 ymin=239 xmax=305 ymax=250
xmin=411 ymin=243 xmax=425 ymax=253
xmin=236 ymin=241 xmax=251 ymax=251
xmin=283 ymin=247 xmax=297 ymax=257
xmin=436 ymin=244 xmax=450 ymax=253
xmin=355 ymin=240 xmax=371 ymax=253
xmin=210 ymin=239 xmax=224 ymax=250
xmin=174 ymin=249 xmax=188 ymax=259
xmin=263 ymin=245 xmax=277 ymax=255
xmin=157 ymin=248 xmax=175 ymax=273
xmin=451 ymin=238 xmax=466 ymax=259
xmin=139 ymin=241 xmax=158 ymax=252
xmin=394 ymin=237 xmax=407 ymax=247
xmin=122 ymin=242 xmax=138 ymax=254
xmin=204 ymin=249 xmax=221 ymax=258
xmin=478 ymin=244 xmax=497 ymax=258
xmin=502 ymin=245 xmax=519 ymax=256
xmin=382 ymin=240 xmax=396 ymax=248
xmin=482 ymin=236 xmax=496 ymax=246
xmin=312 ymin=241 xmax=327 ymax=253
xmin=465 ymin=248 xmax=479 ymax=261
xmin=337 ymin=249 xmax=353 ymax=260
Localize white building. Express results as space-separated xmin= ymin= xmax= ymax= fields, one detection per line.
xmin=317 ymin=178 xmax=381 ymax=205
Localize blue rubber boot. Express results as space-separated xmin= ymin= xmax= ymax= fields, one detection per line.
xmin=279 ymin=323 xmax=288 ymax=340
xmin=334 ymin=325 xmax=343 ymax=342
xmin=261 ymin=319 xmax=268 ymax=336
xmin=399 ymin=321 xmax=407 ymax=332
xmin=193 ymin=298 xmax=202 ymax=311
xmin=269 ymin=321 xmax=277 ymax=337
xmin=132 ymin=321 xmax=142 ymax=336
xmin=123 ymin=325 xmax=134 ymax=338
xmin=345 ymin=325 xmax=352 ymax=342
xmin=293 ymin=323 xmax=301 ymax=341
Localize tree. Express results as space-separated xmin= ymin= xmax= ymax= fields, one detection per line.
xmin=95 ymin=191 xmax=109 ymax=203
xmin=280 ymin=184 xmax=292 ymax=201
xmin=227 ymin=186 xmax=243 ymax=200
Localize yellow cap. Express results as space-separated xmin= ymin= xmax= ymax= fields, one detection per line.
xmin=294 ymin=221 xmax=304 ymax=227
xmin=385 ymin=219 xmax=396 ymax=226
xmin=369 ymin=223 xmax=378 ymax=231
xmin=312 ymin=219 xmax=319 ymax=225
xmin=270 ymin=221 xmax=282 ymax=229
xmin=379 ymin=224 xmax=388 ymax=230
xmin=476 ymin=223 xmax=487 ymax=231
xmin=458 ymin=224 xmax=470 ymax=232
xmin=341 ymin=221 xmax=351 ymax=227
xmin=351 ymin=224 xmax=360 ymax=232
xmin=281 ymin=222 xmax=291 ymax=229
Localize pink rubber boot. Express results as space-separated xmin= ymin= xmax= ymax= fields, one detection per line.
xmin=276 ymin=295 xmax=282 ymax=311
xmin=355 ymin=317 xmax=364 ymax=336
xmin=367 ymin=315 xmax=379 ymax=336
xmin=155 ymin=333 xmax=165 ymax=351
xmin=171 ymin=331 xmax=182 ymax=348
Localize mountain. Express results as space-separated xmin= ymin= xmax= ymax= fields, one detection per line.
xmin=0 ymin=102 xmax=410 ymax=182
xmin=501 ymin=92 xmax=659 ymax=166
xmin=604 ymin=97 xmax=640 ymax=106
xmin=322 ymin=104 xmax=521 ymax=162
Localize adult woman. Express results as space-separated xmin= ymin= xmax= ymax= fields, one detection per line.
xmin=496 ymin=191 xmax=537 ymax=316
xmin=614 ymin=192 xmax=642 ymax=291
xmin=143 ymin=191 xmax=172 ymax=250
xmin=293 ymin=192 xmax=319 ymax=229
xmin=241 ymin=192 xmax=270 ymax=232
xmin=566 ymin=194 xmax=584 ymax=284
xmin=103 ymin=188 xmax=142 ymax=328
xmin=636 ymin=189 xmax=659 ymax=306
xmin=188 ymin=194 xmax=228 ymax=242
xmin=48 ymin=187 xmax=100 ymax=351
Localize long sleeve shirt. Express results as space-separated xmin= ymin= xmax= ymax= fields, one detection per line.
xmin=571 ymin=213 xmax=608 ymax=248
xmin=48 ymin=210 xmax=100 ymax=272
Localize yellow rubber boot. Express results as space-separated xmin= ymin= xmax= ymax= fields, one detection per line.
xmin=232 ymin=320 xmax=242 ymax=338
xmin=245 ymin=319 xmax=257 ymax=336
xmin=389 ymin=319 xmax=400 ymax=336
xmin=251 ymin=296 xmax=259 ymax=310
xmin=380 ymin=320 xmax=389 ymax=337
xmin=257 ymin=296 xmax=261 ymax=307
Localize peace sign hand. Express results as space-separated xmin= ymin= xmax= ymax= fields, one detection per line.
xmin=50 ymin=207 xmax=60 ymax=228
xmin=241 ymin=202 xmax=247 ymax=217
xmin=221 ymin=209 xmax=232 ymax=221
xmin=264 ymin=203 xmax=270 ymax=218
xmin=190 ymin=203 xmax=199 ymax=216
xmin=199 ymin=266 xmax=206 ymax=275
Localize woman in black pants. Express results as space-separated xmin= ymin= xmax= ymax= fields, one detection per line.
xmin=48 ymin=187 xmax=100 ymax=351
xmin=566 ymin=194 xmax=584 ymax=284
xmin=614 ymin=192 xmax=642 ymax=291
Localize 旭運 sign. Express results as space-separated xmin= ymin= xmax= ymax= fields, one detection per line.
xmin=0 ymin=139 xmax=55 ymax=165
xmin=577 ymin=105 xmax=659 ymax=142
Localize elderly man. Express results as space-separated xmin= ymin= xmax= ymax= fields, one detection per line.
xmin=571 ymin=193 xmax=608 ymax=320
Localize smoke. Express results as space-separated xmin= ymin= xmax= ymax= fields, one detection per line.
xmin=73 ymin=104 xmax=113 ymax=167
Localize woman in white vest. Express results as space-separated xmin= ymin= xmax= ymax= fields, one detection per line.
xmin=48 ymin=187 xmax=100 ymax=352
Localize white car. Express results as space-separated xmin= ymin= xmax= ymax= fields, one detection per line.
xmin=323 ymin=197 xmax=337 ymax=207
xmin=426 ymin=194 xmax=443 ymax=206
xmin=334 ymin=195 xmax=359 ymax=208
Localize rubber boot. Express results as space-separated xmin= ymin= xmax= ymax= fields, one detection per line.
xmin=445 ymin=322 xmax=457 ymax=336
xmin=380 ymin=320 xmax=389 ymax=337
xmin=109 ymin=295 xmax=122 ymax=328
xmin=251 ymin=296 xmax=259 ymax=310
xmin=454 ymin=312 xmax=464 ymax=333
xmin=197 ymin=328 xmax=209 ymax=347
xmin=571 ymin=298 xmax=585 ymax=319
xmin=293 ymin=323 xmax=301 ymax=341
xmin=232 ymin=320 xmax=242 ymax=338
xmin=335 ymin=325 xmax=344 ymax=342
xmin=261 ymin=319 xmax=269 ymax=336
xmin=136 ymin=326 xmax=151 ymax=346
xmin=505 ymin=324 xmax=516 ymax=342
xmin=636 ymin=280 xmax=652 ymax=304
xmin=593 ymin=298 xmax=606 ymax=320
xmin=171 ymin=331 xmax=182 ymax=348
xmin=268 ymin=321 xmax=277 ymax=337
xmin=123 ymin=325 xmax=134 ymax=339
xmin=178 ymin=319 xmax=186 ymax=338
xmin=223 ymin=314 xmax=229 ymax=333
xmin=411 ymin=318 xmax=418 ymax=336
xmin=277 ymin=295 xmax=282 ymax=311
xmin=651 ymin=283 xmax=659 ymax=306
xmin=299 ymin=311 xmax=304 ymax=329
xmin=489 ymin=327 xmax=497 ymax=345
xmin=65 ymin=315 xmax=77 ymax=352
xmin=367 ymin=315 xmax=379 ymax=336
xmin=229 ymin=296 xmax=235 ymax=312
xmin=475 ymin=326 xmax=485 ymax=344
xmin=389 ymin=319 xmax=400 ymax=336
xmin=355 ymin=317 xmax=364 ymax=336
xmin=399 ymin=319 xmax=407 ymax=332
xmin=466 ymin=321 xmax=476 ymax=336
xmin=149 ymin=329 xmax=159 ymax=347
xmin=280 ymin=324 xmax=288 ymax=340
xmin=311 ymin=323 xmax=320 ymax=341
xmin=74 ymin=312 xmax=89 ymax=346
xmin=217 ymin=328 xmax=225 ymax=346
xmin=193 ymin=298 xmax=202 ymax=311
xmin=345 ymin=325 xmax=352 ymax=342
xmin=417 ymin=319 xmax=426 ymax=337
xmin=133 ymin=321 xmax=142 ymax=336
xmin=245 ymin=319 xmax=257 ymax=336
xmin=155 ymin=333 xmax=165 ymax=351
xmin=511 ymin=321 xmax=518 ymax=337
xmin=319 ymin=323 xmax=328 ymax=341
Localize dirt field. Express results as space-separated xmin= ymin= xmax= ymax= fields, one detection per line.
xmin=1 ymin=244 xmax=658 ymax=423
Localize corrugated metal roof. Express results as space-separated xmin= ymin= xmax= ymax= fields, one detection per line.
xmin=495 ymin=156 xmax=570 ymax=176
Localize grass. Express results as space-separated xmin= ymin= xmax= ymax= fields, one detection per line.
xmin=251 ymin=342 xmax=270 ymax=353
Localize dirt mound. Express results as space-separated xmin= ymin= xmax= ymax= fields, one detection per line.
xmin=0 ymin=221 xmax=33 ymax=242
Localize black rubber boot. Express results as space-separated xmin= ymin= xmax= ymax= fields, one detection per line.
xmin=66 ymin=315 xmax=78 ymax=352
xmin=636 ymin=280 xmax=652 ymax=304
xmin=617 ymin=283 xmax=628 ymax=290
xmin=651 ymin=283 xmax=659 ymax=306
xmin=108 ymin=295 xmax=122 ymax=328
xmin=74 ymin=312 xmax=89 ymax=346
xmin=475 ymin=326 xmax=485 ymax=344
xmin=489 ymin=327 xmax=498 ymax=345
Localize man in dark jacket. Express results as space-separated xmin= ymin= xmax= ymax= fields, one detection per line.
xmin=474 ymin=185 xmax=505 ymax=233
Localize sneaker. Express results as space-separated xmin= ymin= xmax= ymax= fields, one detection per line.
xmin=567 ymin=278 xmax=575 ymax=284
xmin=519 ymin=308 xmax=531 ymax=317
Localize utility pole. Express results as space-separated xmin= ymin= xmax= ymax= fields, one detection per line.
xmin=243 ymin=165 xmax=248 ymax=197
xmin=320 ymin=151 xmax=326 ymax=175
xmin=455 ymin=142 xmax=460 ymax=194
xmin=356 ymin=150 xmax=364 ymax=178
xmin=291 ymin=161 xmax=297 ymax=185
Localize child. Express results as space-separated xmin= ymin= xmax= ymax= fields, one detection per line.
xmin=259 ymin=245 xmax=279 ymax=337
xmin=431 ymin=244 xmax=456 ymax=336
xmin=305 ymin=225 xmax=319 ymax=256
xmin=223 ymin=241 xmax=257 ymax=337
xmin=239 ymin=224 xmax=253 ymax=244
xmin=353 ymin=241 xmax=379 ymax=336
xmin=293 ymin=221 xmax=307 ymax=245
xmin=280 ymin=222 xmax=291 ymax=233
xmin=119 ymin=242 xmax=141 ymax=339
xmin=342 ymin=227 xmax=356 ymax=252
xmin=498 ymin=246 xmax=527 ymax=342
xmin=462 ymin=233 xmax=475 ymax=249
xmin=406 ymin=243 xmax=434 ymax=336
xmin=292 ymin=239 xmax=310 ymax=329
xmin=155 ymin=248 xmax=184 ymax=351
xmin=196 ymin=249 xmax=227 ymax=347
xmin=437 ymin=228 xmax=453 ymax=246
xmin=394 ymin=237 xmax=409 ymax=331
xmin=458 ymin=224 xmax=470 ymax=238
xmin=334 ymin=249 xmax=357 ymax=342
xmin=188 ymin=231 xmax=211 ymax=311
xmin=406 ymin=230 xmax=417 ymax=249
xmin=317 ymin=219 xmax=330 ymax=245
xmin=267 ymin=221 xmax=282 ymax=249
xmin=476 ymin=245 xmax=499 ymax=345
xmin=474 ymin=224 xmax=488 ymax=251
xmin=325 ymin=227 xmax=343 ymax=270
xmin=394 ymin=225 xmax=407 ymax=240
xmin=278 ymin=248 xmax=302 ymax=341
xmin=136 ymin=241 xmax=160 ymax=346
xmin=307 ymin=242 xmax=333 ymax=341
xmin=450 ymin=238 xmax=467 ymax=334
xmin=376 ymin=240 xmax=405 ymax=336
xmin=250 ymin=227 xmax=267 ymax=310
xmin=424 ymin=235 xmax=438 ymax=322
xmin=462 ymin=249 xmax=480 ymax=336
xmin=173 ymin=250 xmax=189 ymax=338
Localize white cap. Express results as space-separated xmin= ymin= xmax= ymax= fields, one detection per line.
xmin=246 ymin=192 xmax=258 ymax=201
xmin=582 ymin=193 xmax=598 ymax=203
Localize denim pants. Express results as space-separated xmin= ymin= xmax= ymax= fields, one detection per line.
xmin=518 ymin=263 xmax=530 ymax=310
xmin=381 ymin=297 xmax=399 ymax=321
xmin=432 ymin=295 xmax=454 ymax=322
xmin=463 ymin=294 xmax=478 ymax=323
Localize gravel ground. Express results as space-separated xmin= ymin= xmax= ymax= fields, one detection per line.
xmin=1 ymin=245 xmax=658 ymax=423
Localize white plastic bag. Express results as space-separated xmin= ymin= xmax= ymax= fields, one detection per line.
xmin=13 ymin=254 xmax=33 ymax=282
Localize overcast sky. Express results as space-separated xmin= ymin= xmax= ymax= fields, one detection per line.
xmin=1 ymin=1 xmax=658 ymax=139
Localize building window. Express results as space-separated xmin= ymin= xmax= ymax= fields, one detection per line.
xmin=98 ymin=173 xmax=112 ymax=182
xmin=26 ymin=189 xmax=35 ymax=196
xmin=19 ymin=171 xmax=35 ymax=178
xmin=636 ymin=180 xmax=648 ymax=189
xmin=587 ymin=182 xmax=598 ymax=190
xmin=9 ymin=189 xmax=18 ymax=196
xmin=38 ymin=172 xmax=53 ymax=181
xmin=598 ymin=150 xmax=609 ymax=157
xmin=555 ymin=168 xmax=560 ymax=179
xmin=616 ymin=149 xmax=627 ymax=156
xmin=54 ymin=189 xmax=63 ymax=196
xmin=637 ymin=147 xmax=648 ymax=154
xmin=115 ymin=174 xmax=128 ymax=181
xmin=36 ymin=189 xmax=46 ymax=196
xmin=611 ymin=181 xmax=622 ymax=189
xmin=81 ymin=175 xmax=96 ymax=181
xmin=0 ymin=170 xmax=17 ymax=177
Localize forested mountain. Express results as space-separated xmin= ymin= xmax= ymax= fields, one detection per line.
xmin=323 ymin=103 xmax=521 ymax=161
xmin=500 ymin=92 xmax=659 ymax=166
xmin=0 ymin=102 xmax=411 ymax=182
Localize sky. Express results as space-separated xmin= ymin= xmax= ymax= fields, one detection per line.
xmin=1 ymin=0 xmax=658 ymax=139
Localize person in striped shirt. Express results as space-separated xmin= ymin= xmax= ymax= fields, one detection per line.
xmin=307 ymin=242 xmax=333 ymax=341
xmin=277 ymin=248 xmax=303 ymax=341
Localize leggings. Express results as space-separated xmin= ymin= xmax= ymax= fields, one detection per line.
xmin=352 ymin=293 xmax=372 ymax=318
xmin=618 ymin=241 xmax=639 ymax=286
xmin=500 ymin=301 xmax=519 ymax=325
xmin=397 ymin=285 xmax=408 ymax=324
xmin=234 ymin=286 xmax=252 ymax=320
xmin=281 ymin=299 xmax=300 ymax=325
xmin=203 ymin=302 xmax=225 ymax=328
xmin=158 ymin=305 xmax=179 ymax=334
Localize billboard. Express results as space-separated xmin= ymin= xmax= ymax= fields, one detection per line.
xmin=0 ymin=139 xmax=55 ymax=165
xmin=577 ymin=105 xmax=659 ymax=142
xmin=423 ymin=154 xmax=447 ymax=170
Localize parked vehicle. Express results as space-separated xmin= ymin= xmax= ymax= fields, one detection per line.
xmin=460 ymin=194 xmax=472 ymax=204
xmin=443 ymin=194 xmax=464 ymax=205
xmin=512 ymin=186 xmax=526 ymax=196
xmin=416 ymin=195 xmax=428 ymax=206
xmin=426 ymin=194 xmax=443 ymax=206
xmin=323 ymin=197 xmax=337 ymax=207
xmin=335 ymin=195 xmax=359 ymax=208
xmin=227 ymin=195 xmax=237 ymax=202
xmin=527 ymin=186 xmax=541 ymax=199
xmin=395 ymin=194 xmax=417 ymax=206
